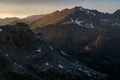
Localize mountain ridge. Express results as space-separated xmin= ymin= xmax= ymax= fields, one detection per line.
xmin=30 ymin=6 xmax=120 ymax=63
xmin=30 ymin=6 xmax=120 ymax=29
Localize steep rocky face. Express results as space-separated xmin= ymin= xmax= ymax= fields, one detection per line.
xmin=68 ymin=7 xmax=101 ymax=29
xmin=31 ymin=6 xmax=101 ymax=30
xmin=0 ymin=22 xmax=109 ymax=80
xmin=97 ymin=10 xmax=120 ymax=26
xmin=35 ymin=23 xmax=98 ymax=55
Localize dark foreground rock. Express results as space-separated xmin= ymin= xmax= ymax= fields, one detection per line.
xmin=0 ymin=23 xmax=110 ymax=80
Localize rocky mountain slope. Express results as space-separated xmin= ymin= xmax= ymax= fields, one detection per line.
xmin=30 ymin=6 xmax=120 ymax=63
xmin=0 ymin=6 xmax=120 ymax=80
xmin=30 ymin=7 xmax=101 ymax=29
xmin=0 ymin=22 xmax=114 ymax=80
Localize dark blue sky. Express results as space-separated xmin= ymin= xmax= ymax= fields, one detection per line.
xmin=0 ymin=0 xmax=119 ymax=18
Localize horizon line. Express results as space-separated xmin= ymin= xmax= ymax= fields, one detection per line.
xmin=0 ymin=6 xmax=119 ymax=19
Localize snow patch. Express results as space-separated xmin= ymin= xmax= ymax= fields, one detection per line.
xmin=49 ymin=46 xmax=54 ymax=50
xmin=36 ymin=36 xmax=44 ymax=40
xmin=84 ymin=70 xmax=92 ymax=77
xmin=71 ymin=18 xmax=84 ymax=26
xmin=79 ymin=7 xmax=84 ymax=11
xmin=14 ymin=63 xmax=17 ymax=65
xmin=91 ymin=12 xmax=96 ymax=16
xmin=85 ymin=23 xmax=95 ymax=29
xmin=86 ymin=10 xmax=96 ymax=16
xmin=0 ymin=29 xmax=3 ymax=32
xmin=86 ymin=10 xmax=90 ymax=14
xmin=78 ymin=67 xmax=92 ymax=77
xmin=71 ymin=18 xmax=74 ymax=22
xmin=58 ymin=64 xmax=64 ymax=69
xmin=101 ymin=19 xmax=109 ymax=22
xmin=71 ymin=18 xmax=94 ymax=29
xmin=36 ymin=47 xmax=42 ymax=52
xmin=45 ymin=62 xmax=49 ymax=66
xmin=78 ymin=68 xmax=82 ymax=71
xmin=61 ymin=51 xmax=68 ymax=56
xmin=6 ymin=54 xmax=9 ymax=57
xmin=74 ymin=19 xmax=84 ymax=26
xmin=19 ymin=65 xmax=22 ymax=68
xmin=90 ymin=23 xmax=94 ymax=29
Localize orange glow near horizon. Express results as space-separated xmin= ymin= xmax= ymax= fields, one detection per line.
xmin=0 ymin=13 xmax=29 ymax=19
xmin=0 ymin=0 xmax=119 ymax=19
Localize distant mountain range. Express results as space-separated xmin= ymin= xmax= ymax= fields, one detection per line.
xmin=0 ymin=6 xmax=120 ymax=80
xmin=0 ymin=17 xmax=19 ymax=26
xmin=0 ymin=14 xmax=45 ymax=26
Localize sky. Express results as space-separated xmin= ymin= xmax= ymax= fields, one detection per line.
xmin=0 ymin=0 xmax=119 ymax=18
